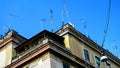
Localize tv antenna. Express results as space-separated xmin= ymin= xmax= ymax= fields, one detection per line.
xmin=9 ymin=13 xmax=19 ymax=18
xmin=2 ymin=26 xmax=9 ymax=31
xmin=50 ymin=9 xmax=53 ymax=32
xmin=81 ymin=19 xmax=89 ymax=37
xmin=61 ymin=0 xmax=71 ymax=26
xmin=40 ymin=19 xmax=46 ymax=31
xmin=2 ymin=13 xmax=18 ymax=32
xmin=8 ymin=13 xmax=19 ymax=30
xmin=100 ymin=0 xmax=111 ymax=62
xmin=111 ymin=40 xmax=120 ymax=57
xmin=0 ymin=35 xmax=3 ymax=39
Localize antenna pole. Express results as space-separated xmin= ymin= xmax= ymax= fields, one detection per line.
xmin=61 ymin=0 xmax=66 ymax=26
xmin=66 ymin=10 xmax=71 ymax=23
xmin=61 ymin=10 xmax=65 ymax=26
xmin=82 ymin=20 xmax=88 ymax=37
xmin=8 ymin=13 xmax=19 ymax=30
xmin=64 ymin=0 xmax=71 ymax=23
xmin=50 ymin=9 xmax=53 ymax=32
xmin=8 ymin=13 xmax=12 ymax=30
xmin=40 ymin=19 xmax=46 ymax=31
xmin=61 ymin=0 xmax=71 ymax=26
xmin=101 ymin=0 xmax=111 ymax=47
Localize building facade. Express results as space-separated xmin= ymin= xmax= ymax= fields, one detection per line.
xmin=0 ymin=23 xmax=120 ymax=68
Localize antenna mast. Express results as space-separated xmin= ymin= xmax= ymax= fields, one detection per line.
xmin=3 ymin=13 xmax=18 ymax=32
xmin=50 ymin=9 xmax=53 ymax=32
xmin=8 ymin=13 xmax=19 ymax=30
xmin=61 ymin=10 xmax=65 ymax=26
xmin=8 ymin=13 xmax=13 ymax=30
xmin=81 ymin=20 xmax=88 ymax=37
xmin=40 ymin=19 xmax=46 ymax=31
xmin=61 ymin=0 xmax=71 ymax=26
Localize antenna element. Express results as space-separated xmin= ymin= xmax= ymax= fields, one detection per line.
xmin=81 ymin=20 xmax=88 ymax=37
xmin=61 ymin=0 xmax=71 ymax=26
xmin=50 ymin=9 xmax=53 ymax=32
xmin=40 ymin=19 xmax=46 ymax=31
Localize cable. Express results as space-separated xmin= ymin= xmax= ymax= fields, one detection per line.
xmin=101 ymin=0 xmax=111 ymax=47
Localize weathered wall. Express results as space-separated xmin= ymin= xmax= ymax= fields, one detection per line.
xmin=64 ymin=34 xmax=84 ymax=59
xmin=64 ymin=33 xmax=120 ymax=68
xmin=22 ymin=51 xmax=75 ymax=68
xmin=0 ymin=43 xmax=12 ymax=68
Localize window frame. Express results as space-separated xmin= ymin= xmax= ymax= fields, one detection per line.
xmin=63 ymin=61 xmax=70 ymax=68
xmin=83 ymin=49 xmax=90 ymax=62
xmin=94 ymin=56 xmax=100 ymax=68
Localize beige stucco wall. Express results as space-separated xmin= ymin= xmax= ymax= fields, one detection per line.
xmin=69 ymin=35 xmax=84 ymax=59
xmin=64 ymin=34 xmax=84 ymax=59
xmin=68 ymin=34 xmax=107 ymax=68
xmin=63 ymin=33 xmax=120 ymax=68
xmin=0 ymin=49 xmax=6 ymax=68
xmin=22 ymin=52 xmax=50 ymax=68
xmin=0 ymin=44 xmax=12 ymax=68
xmin=22 ymin=51 xmax=75 ymax=68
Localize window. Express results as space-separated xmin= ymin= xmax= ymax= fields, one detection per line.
xmin=63 ymin=62 xmax=70 ymax=68
xmin=84 ymin=49 xmax=90 ymax=62
xmin=95 ymin=56 xmax=100 ymax=68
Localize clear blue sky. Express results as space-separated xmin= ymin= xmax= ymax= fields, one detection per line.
xmin=0 ymin=0 xmax=120 ymax=58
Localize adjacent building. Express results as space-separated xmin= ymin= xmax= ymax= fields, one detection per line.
xmin=0 ymin=23 xmax=120 ymax=68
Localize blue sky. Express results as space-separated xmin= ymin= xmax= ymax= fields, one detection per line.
xmin=0 ymin=0 xmax=120 ymax=58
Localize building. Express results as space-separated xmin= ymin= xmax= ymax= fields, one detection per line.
xmin=0 ymin=23 xmax=120 ymax=68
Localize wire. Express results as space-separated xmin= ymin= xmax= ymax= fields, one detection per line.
xmin=102 ymin=0 xmax=111 ymax=47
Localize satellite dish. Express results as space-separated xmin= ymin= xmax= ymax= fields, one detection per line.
xmin=100 ymin=52 xmax=108 ymax=62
